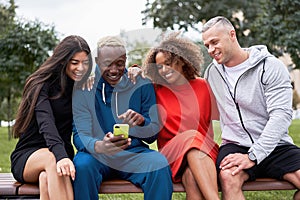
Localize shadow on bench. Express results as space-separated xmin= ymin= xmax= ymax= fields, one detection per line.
xmin=0 ymin=173 xmax=297 ymax=198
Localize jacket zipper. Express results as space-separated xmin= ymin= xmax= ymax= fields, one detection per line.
xmin=220 ymin=65 xmax=255 ymax=144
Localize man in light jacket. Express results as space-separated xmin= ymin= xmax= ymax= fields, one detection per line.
xmin=202 ymin=16 xmax=300 ymax=199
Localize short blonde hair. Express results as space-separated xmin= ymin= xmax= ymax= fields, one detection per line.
xmin=97 ymin=36 xmax=126 ymax=48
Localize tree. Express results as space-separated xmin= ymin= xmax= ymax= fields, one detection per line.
xmin=0 ymin=0 xmax=59 ymax=139
xmin=142 ymin=0 xmax=300 ymax=69
xmin=251 ymin=0 xmax=300 ymax=69
xmin=142 ymin=0 xmax=260 ymax=44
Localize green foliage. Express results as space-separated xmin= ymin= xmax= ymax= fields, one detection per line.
xmin=142 ymin=0 xmax=259 ymax=43
xmin=0 ymin=0 xmax=16 ymax=32
xmin=127 ymin=39 xmax=152 ymax=67
xmin=0 ymin=0 xmax=59 ymax=137
xmin=0 ymin=19 xmax=59 ymax=86
xmin=142 ymin=0 xmax=300 ymax=69
xmin=251 ymin=0 xmax=300 ymax=69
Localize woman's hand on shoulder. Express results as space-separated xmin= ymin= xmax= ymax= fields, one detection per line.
xmin=82 ymin=72 xmax=95 ymax=91
xmin=56 ymin=158 xmax=76 ymax=180
xmin=128 ymin=64 xmax=143 ymax=84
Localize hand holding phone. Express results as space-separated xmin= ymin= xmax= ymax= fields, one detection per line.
xmin=113 ymin=124 xmax=129 ymax=139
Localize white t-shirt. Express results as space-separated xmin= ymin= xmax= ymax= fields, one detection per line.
xmin=224 ymin=58 xmax=250 ymax=94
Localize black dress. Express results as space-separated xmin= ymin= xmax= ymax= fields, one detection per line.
xmin=10 ymin=76 xmax=75 ymax=183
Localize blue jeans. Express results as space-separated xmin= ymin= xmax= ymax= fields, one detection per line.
xmin=73 ymin=147 xmax=173 ymax=200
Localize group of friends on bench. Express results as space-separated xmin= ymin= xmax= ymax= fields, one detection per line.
xmin=10 ymin=16 xmax=300 ymax=200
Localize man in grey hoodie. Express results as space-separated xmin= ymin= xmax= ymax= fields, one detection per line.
xmin=202 ymin=16 xmax=300 ymax=199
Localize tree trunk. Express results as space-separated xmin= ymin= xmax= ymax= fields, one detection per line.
xmin=7 ymin=88 xmax=12 ymax=140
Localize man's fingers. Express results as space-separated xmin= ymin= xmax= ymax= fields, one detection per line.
xmin=231 ymin=166 xmax=241 ymax=176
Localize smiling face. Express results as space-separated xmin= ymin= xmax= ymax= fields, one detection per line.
xmin=66 ymin=51 xmax=90 ymax=81
xmin=96 ymin=46 xmax=126 ymax=86
xmin=155 ymin=51 xmax=187 ymax=85
xmin=202 ymin=24 xmax=236 ymax=66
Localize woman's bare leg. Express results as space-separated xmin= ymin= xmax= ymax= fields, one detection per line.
xmin=23 ymin=148 xmax=73 ymax=200
xmin=187 ymin=149 xmax=220 ymax=200
xmin=39 ymin=171 xmax=49 ymax=200
xmin=182 ymin=167 xmax=204 ymax=200
xmin=62 ymin=174 xmax=74 ymax=200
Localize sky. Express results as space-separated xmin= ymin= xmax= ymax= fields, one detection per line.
xmin=14 ymin=0 xmax=158 ymax=50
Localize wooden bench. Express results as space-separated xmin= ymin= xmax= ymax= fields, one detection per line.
xmin=0 ymin=173 xmax=297 ymax=198
xmin=0 ymin=173 xmax=296 ymax=198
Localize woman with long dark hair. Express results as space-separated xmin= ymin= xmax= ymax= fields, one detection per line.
xmin=11 ymin=35 xmax=93 ymax=200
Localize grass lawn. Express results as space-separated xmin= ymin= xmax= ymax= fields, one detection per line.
xmin=0 ymin=127 xmax=17 ymax=173
xmin=1 ymin=120 xmax=299 ymax=199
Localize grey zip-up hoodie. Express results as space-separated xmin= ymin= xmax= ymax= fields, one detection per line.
xmin=204 ymin=45 xmax=294 ymax=164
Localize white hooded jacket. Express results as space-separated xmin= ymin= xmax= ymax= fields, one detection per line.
xmin=204 ymin=45 xmax=294 ymax=164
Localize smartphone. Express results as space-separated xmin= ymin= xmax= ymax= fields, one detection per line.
xmin=113 ymin=124 xmax=129 ymax=139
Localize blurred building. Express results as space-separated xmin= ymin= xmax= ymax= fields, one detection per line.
xmin=279 ymin=53 xmax=300 ymax=97
xmin=280 ymin=53 xmax=300 ymax=119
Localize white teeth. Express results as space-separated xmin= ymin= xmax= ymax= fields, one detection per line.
xmin=165 ymin=72 xmax=172 ymax=79
xmin=163 ymin=71 xmax=173 ymax=79
xmin=108 ymin=75 xmax=119 ymax=80
xmin=214 ymin=53 xmax=220 ymax=58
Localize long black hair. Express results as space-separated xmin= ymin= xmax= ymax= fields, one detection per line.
xmin=13 ymin=35 xmax=93 ymax=137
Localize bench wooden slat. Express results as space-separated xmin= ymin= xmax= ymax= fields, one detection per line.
xmin=241 ymin=178 xmax=296 ymax=191
xmin=0 ymin=173 xmax=21 ymax=196
xmin=100 ymin=180 xmax=142 ymax=193
xmin=0 ymin=182 xmax=20 ymax=196
xmin=99 ymin=180 xmax=186 ymax=193
xmin=18 ymin=183 xmax=40 ymax=195
xmin=0 ymin=173 xmax=297 ymax=197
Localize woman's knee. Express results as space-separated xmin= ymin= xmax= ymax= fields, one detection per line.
xmin=39 ymin=171 xmax=48 ymax=185
xmin=24 ymin=149 xmax=57 ymax=182
xmin=187 ymin=148 xmax=207 ymax=161
xmin=39 ymin=171 xmax=48 ymax=193
xmin=35 ymin=149 xmax=57 ymax=170
xmin=38 ymin=171 xmax=49 ymax=198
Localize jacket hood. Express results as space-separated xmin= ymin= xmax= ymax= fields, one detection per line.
xmin=96 ymin=66 xmax=133 ymax=89
xmin=97 ymin=65 xmax=140 ymax=89
xmin=213 ymin=45 xmax=273 ymax=70
xmin=95 ymin=65 xmax=149 ymax=106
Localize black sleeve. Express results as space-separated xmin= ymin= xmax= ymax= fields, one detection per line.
xmin=35 ymin=83 xmax=68 ymax=162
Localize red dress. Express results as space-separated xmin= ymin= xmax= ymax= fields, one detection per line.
xmin=156 ymin=78 xmax=219 ymax=183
